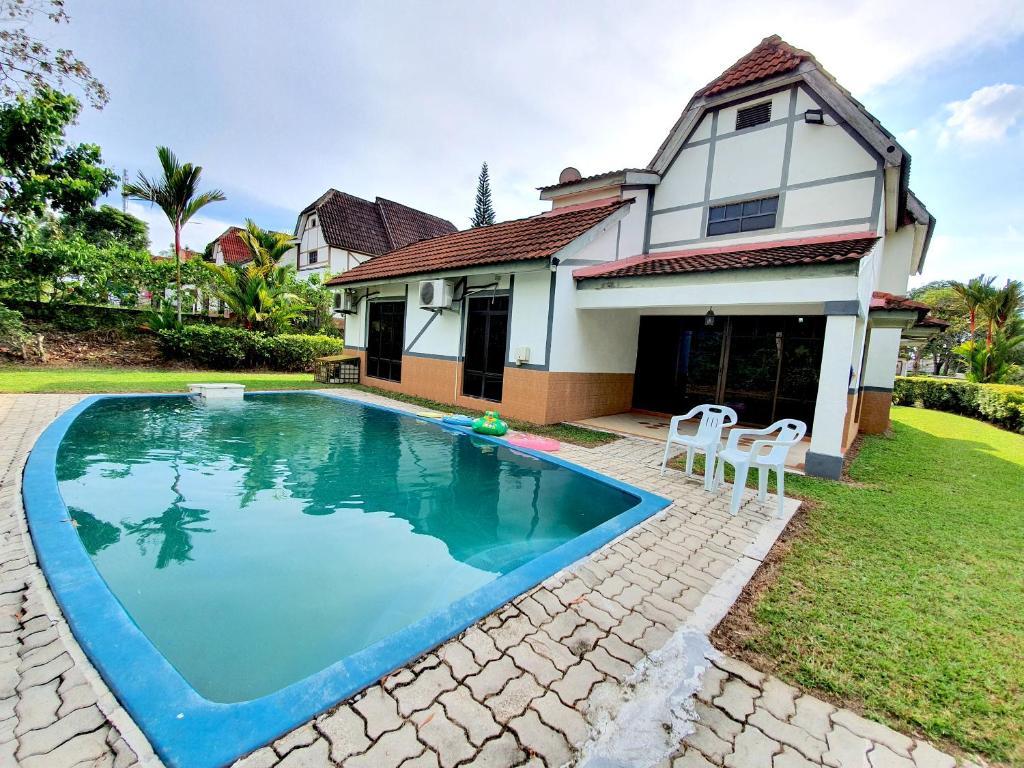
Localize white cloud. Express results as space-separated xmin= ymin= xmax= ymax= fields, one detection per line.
xmin=939 ymin=83 xmax=1024 ymax=147
xmin=125 ymin=201 xmax=233 ymax=254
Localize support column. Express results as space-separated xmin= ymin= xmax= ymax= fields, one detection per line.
xmin=859 ymin=323 xmax=903 ymax=434
xmin=807 ymin=314 xmax=858 ymax=479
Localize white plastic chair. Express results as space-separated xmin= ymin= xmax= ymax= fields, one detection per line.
xmin=712 ymin=418 xmax=807 ymax=517
xmin=660 ymin=404 xmax=739 ymax=490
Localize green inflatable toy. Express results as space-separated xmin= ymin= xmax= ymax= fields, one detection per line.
xmin=472 ymin=410 xmax=509 ymax=437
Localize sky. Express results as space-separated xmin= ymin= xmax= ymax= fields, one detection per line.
xmin=30 ymin=0 xmax=1024 ymax=286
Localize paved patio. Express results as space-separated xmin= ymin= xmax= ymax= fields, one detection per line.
xmin=573 ymin=412 xmax=810 ymax=474
xmin=0 ymin=391 xmax=969 ymax=767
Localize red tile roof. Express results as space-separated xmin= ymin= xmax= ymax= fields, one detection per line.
xmin=869 ymin=291 xmax=930 ymax=313
xmin=151 ymin=249 xmax=201 ymax=263
xmin=698 ymin=35 xmax=810 ymax=97
xmin=302 ymin=190 xmax=457 ymax=256
xmin=215 ymin=227 xmax=252 ymax=264
xmin=327 ymin=199 xmax=629 ymax=286
xmin=573 ymin=232 xmax=878 ymax=280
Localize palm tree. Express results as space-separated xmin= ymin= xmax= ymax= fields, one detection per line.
xmin=124 ymin=147 xmax=226 ymax=323
xmin=235 ymin=218 xmax=294 ymax=267
xmin=206 ymin=220 xmax=306 ymax=333
xmin=951 ymin=274 xmax=996 ymax=349
xmin=982 ymin=279 xmax=1024 ymax=344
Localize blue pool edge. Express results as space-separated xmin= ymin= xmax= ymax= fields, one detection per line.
xmin=22 ymin=391 xmax=672 ymax=768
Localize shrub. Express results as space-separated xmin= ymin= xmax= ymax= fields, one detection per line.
xmin=262 ymin=334 xmax=345 ymax=371
xmin=0 ymin=303 xmax=29 ymax=351
xmin=894 ymin=377 xmax=1024 ymax=433
xmin=157 ymin=325 xmax=344 ymax=372
xmin=3 ymin=300 xmax=225 ymax=333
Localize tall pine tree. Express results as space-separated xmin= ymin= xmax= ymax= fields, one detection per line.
xmin=470 ymin=162 xmax=496 ymax=227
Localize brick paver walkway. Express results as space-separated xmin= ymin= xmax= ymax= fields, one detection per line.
xmin=0 ymin=391 xmax=969 ymax=768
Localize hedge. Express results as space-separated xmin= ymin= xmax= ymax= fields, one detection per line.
xmin=157 ymin=325 xmax=345 ymax=372
xmin=893 ymin=376 xmax=1024 ymax=433
xmin=4 ymin=300 xmax=226 ymax=333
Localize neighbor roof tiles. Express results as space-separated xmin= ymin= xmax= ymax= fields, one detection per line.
xmin=215 ymin=227 xmax=252 ymax=264
xmin=305 ymin=190 xmax=457 ymax=256
xmin=327 ymin=199 xmax=629 ymax=286
xmin=573 ymin=232 xmax=879 ymax=280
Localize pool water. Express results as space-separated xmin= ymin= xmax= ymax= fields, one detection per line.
xmin=56 ymin=394 xmax=639 ymax=703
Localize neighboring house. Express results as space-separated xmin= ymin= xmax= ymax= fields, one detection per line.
xmin=208 ymin=226 xmax=297 ymax=268
xmin=292 ymin=190 xmax=457 ymax=282
xmin=326 ymin=35 xmax=942 ymax=479
xmin=145 ymin=249 xmax=205 ymax=311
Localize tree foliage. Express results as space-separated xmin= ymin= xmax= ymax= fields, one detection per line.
xmin=64 ymin=204 xmax=149 ymax=250
xmin=470 ymin=161 xmax=495 ymax=227
xmin=948 ymin=275 xmax=1024 ymax=383
xmin=0 ymin=0 xmax=108 ymax=108
xmin=908 ymin=281 xmax=969 ymax=375
xmin=0 ymin=87 xmax=116 ymax=245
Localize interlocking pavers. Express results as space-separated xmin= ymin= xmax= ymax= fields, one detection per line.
xmin=414 ymin=703 xmax=475 ymax=768
xmin=0 ymin=393 xmax=972 ymax=768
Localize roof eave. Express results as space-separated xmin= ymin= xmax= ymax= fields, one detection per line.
xmin=538 ymin=171 xmax=660 ymax=200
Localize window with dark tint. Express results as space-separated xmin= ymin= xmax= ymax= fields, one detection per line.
xmin=308 ymin=250 xmax=319 ymax=264
xmin=366 ymin=301 xmax=404 ymax=382
xmin=707 ymin=196 xmax=778 ymax=236
xmin=735 ymin=101 xmax=771 ymax=130
xmin=463 ymin=295 xmax=509 ymax=402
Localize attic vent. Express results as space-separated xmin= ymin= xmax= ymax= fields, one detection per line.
xmin=736 ymin=102 xmax=772 ymax=130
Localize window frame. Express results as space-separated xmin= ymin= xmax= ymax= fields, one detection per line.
xmin=307 ymin=249 xmax=319 ymax=265
xmin=706 ymin=195 xmax=779 ymax=237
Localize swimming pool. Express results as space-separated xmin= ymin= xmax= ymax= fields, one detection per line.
xmin=25 ymin=392 xmax=669 ymax=767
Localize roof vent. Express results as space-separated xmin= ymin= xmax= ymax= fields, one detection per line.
xmin=558 ymin=167 xmax=582 ymax=184
xmin=736 ymin=102 xmax=772 ymax=131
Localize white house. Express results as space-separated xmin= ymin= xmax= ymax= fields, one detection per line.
xmin=326 ymin=35 xmax=940 ymax=479
xmin=291 ymin=190 xmax=457 ymax=282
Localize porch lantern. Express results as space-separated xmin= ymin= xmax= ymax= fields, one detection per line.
xmin=704 ymin=307 xmax=716 ymax=327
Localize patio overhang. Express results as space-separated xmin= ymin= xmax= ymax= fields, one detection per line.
xmin=572 ymin=233 xmax=878 ymax=314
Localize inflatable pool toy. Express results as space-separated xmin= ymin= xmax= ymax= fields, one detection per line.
xmin=416 ymin=411 xmax=446 ymax=419
xmin=506 ymin=433 xmax=561 ymax=452
xmin=442 ymin=414 xmax=474 ymax=427
xmin=472 ymin=410 xmax=509 ymax=437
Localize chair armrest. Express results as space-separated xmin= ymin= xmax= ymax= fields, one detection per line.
xmin=724 ymin=425 xmax=773 ymax=451
xmin=750 ymin=437 xmax=801 ymax=460
xmin=668 ymin=406 xmax=703 ymax=434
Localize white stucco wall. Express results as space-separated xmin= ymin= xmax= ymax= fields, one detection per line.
xmin=877 ymin=226 xmax=915 ymax=294
xmin=648 ymin=84 xmax=884 ymax=252
xmin=615 ymin=188 xmax=650 ymax=258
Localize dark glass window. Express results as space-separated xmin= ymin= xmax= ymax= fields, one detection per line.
xmin=308 ymin=250 xmax=319 ymax=264
xmin=463 ymin=295 xmax=509 ymax=402
xmin=707 ymin=196 xmax=778 ymax=236
xmin=366 ymin=301 xmax=404 ymax=382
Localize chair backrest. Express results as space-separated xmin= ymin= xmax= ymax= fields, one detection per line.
xmin=759 ymin=418 xmax=807 ymax=464
xmin=694 ymin=404 xmax=739 ymax=442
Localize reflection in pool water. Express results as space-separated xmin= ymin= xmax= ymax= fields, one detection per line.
xmin=57 ymin=394 xmax=638 ymax=702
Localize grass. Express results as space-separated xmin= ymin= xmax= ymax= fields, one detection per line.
xmin=719 ymin=407 xmax=1024 ymax=765
xmin=0 ymin=367 xmax=618 ymax=448
xmin=0 ymin=365 xmax=321 ymax=393
xmin=341 ymin=383 xmax=619 ymax=447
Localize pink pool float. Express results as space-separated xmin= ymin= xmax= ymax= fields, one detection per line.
xmin=505 ymin=433 xmax=561 ymax=452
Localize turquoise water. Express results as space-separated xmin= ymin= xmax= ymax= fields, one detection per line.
xmin=56 ymin=394 xmax=637 ymax=703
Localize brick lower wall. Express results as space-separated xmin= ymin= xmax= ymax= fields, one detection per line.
xmin=344 ymin=349 xmax=634 ymax=425
xmin=858 ymin=389 xmax=893 ymax=434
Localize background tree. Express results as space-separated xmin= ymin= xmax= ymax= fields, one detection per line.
xmin=124 ymin=146 xmax=225 ymax=323
xmin=952 ymin=275 xmax=1024 ymax=383
xmin=64 ymin=204 xmax=149 ymax=250
xmin=0 ymin=0 xmax=108 ymax=108
xmin=235 ymin=218 xmax=293 ymax=267
xmin=470 ymin=161 xmax=495 ymax=227
xmin=951 ymin=275 xmax=995 ymax=349
xmin=908 ymin=281 xmax=969 ymax=375
xmin=0 ymin=88 xmax=115 ymax=245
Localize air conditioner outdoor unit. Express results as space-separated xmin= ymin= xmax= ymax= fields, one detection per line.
xmin=419 ymin=279 xmax=454 ymax=310
xmin=333 ymin=290 xmax=356 ymax=314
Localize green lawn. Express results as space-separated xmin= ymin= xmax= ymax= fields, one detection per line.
xmin=0 ymin=365 xmax=320 ymax=393
xmin=728 ymin=407 xmax=1023 ymax=765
